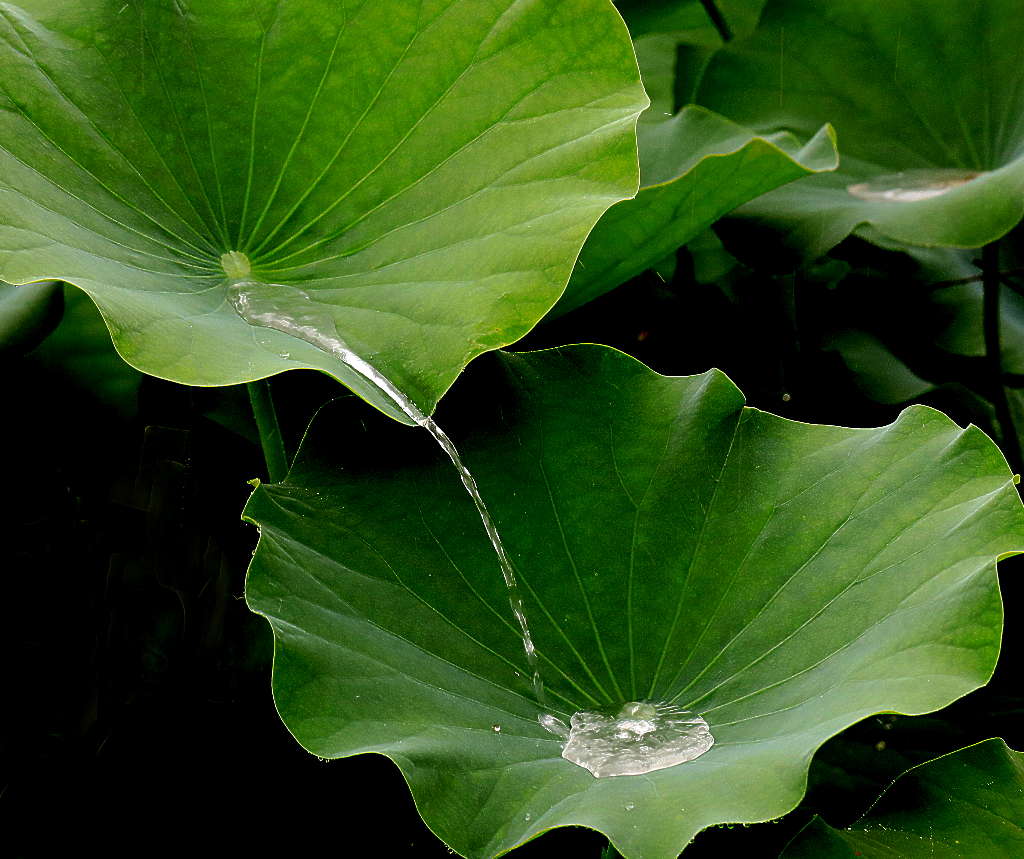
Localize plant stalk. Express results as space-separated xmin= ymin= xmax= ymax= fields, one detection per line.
xmin=926 ymin=266 xmax=1024 ymax=291
xmin=700 ymin=0 xmax=733 ymax=42
xmin=982 ymin=241 xmax=1024 ymax=477
xmin=247 ymin=379 xmax=289 ymax=483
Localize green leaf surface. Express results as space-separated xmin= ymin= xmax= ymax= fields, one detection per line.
xmin=0 ymin=0 xmax=646 ymax=420
xmin=697 ymin=0 xmax=1024 ymax=257
xmin=243 ymin=344 xmax=1024 ymax=857
xmin=554 ymin=20 xmax=836 ymax=316
xmin=784 ymin=739 xmax=1024 ymax=857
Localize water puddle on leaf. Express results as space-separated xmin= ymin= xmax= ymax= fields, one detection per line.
xmin=540 ymin=702 xmax=714 ymax=778
xmin=846 ymin=168 xmax=984 ymax=202
xmin=226 ymin=270 xmax=546 ymax=703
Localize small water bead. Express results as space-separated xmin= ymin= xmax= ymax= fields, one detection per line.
xmin=558 ymin=702 xmax=713 ymax=778
xmin=491 ymin=724 xmax=502 ymax=733
xmin=846 ymin=168 xmax=984 ymax=202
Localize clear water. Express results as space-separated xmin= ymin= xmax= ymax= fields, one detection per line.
xmin=225 ymin=266 xmax=545 ymax=703
xmin=537 ymin=712 xmax=571 ymax=739
xmin=847 ymin=168 xmax=983 ymax=202
xmin=541 ymin=702 xmax=713 ymax=778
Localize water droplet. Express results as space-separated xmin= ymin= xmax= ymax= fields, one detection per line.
xmin=538 ymin=713 xmax=571 ymax=739
xmin=524 ymin=813 xmax=532 ymax=822
xmin=624 ymin=802 xmax=635 ymax=811
xmin=492 ymin=724 xmax=502 ymax=733
xmin=847 ymin=168 xmax=984 ymax=202
xmin=558 ymin=702 xmax=713 ymax=778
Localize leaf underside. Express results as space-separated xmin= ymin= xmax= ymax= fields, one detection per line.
xmin=783 ymin=739 xmax=1024 ymax=857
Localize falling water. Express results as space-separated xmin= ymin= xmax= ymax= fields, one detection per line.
xmin=226 ymin=262 xmax=720 ymax=776
xmin=224 ymin=263 xmax=545 ymax=703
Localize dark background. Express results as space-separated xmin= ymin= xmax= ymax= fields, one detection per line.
xmin=4 ymin=238 xmax=1023 ymax=856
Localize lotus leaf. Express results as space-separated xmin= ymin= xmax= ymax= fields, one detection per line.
xmin=697 ymin=0 xmax=1024 ymax=257
xmin=0 ymin=0 xmax=646 ymax=419
xmin=244 ymin=344 xmax=1024 ymax=857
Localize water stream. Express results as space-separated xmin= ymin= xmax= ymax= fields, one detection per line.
xmin=226 ymin=258 xmax=715 ymax=777
xmin=226 ymin=268 xmax=545 ymax=703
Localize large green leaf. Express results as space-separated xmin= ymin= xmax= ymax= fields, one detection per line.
xmin=243 ymin=344 xmax=1024 ymax=857
xmin=0 ymin=0 xmax=646 ymax=420
xmin=784 ymin=739 xmax=1024 ymax=857
xmin=553 ymin=14 xmax=836 ymax=315
xmin=698 ymin=0 xmax=1024 ymax=257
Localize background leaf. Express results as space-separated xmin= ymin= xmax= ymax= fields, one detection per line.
xmin=243 ymin=344 xmax=1024 ymax=857
xmin=783 ymin=739 xmax=1024 ymax=857
xmin=0 ymin=0 xmax=646 ymax=419
xmin=554 ymin=6 xmax=837 ymax=315
xmin=557 ymin=106 xmax=837 ymax=314
xmin=697 ymin=0 xmax=1024 ymax=257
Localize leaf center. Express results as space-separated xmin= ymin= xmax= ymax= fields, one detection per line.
xmin=220 ymin=251 xmax=252 ymax=280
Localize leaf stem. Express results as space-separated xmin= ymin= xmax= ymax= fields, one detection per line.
xmin=700 ymin=0 xmax=733 ymax=42
xmin=982 ymin=241 xmax=1023 ymax=477
xmin=924 ymin=266 xmax=1024 ymax=292
xmin=247 ymin=380 xmax=289 ymax=483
